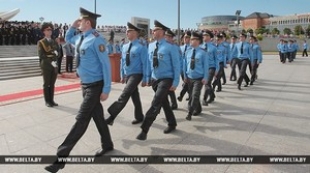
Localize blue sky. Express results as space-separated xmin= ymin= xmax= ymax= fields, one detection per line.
xmin=1 ymin=0 xmax=310 ymax=29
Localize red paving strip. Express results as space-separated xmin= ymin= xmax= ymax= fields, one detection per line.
xmin=0 ymin=83 xmax=80 ymax=102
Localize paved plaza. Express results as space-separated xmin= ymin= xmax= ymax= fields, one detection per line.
xmin=0 ymin=55 xmax=310 ymax=173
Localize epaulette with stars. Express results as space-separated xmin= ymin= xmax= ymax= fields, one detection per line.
xmin=92 ymin=31 xmax=100 ymax=37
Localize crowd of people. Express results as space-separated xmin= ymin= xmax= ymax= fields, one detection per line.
xmin=277 ymin=39 xmax=308 ymax=63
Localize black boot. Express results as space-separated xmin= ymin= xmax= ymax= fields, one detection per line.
xmin=44 ymin=87 xmax=53 ymax=107
xmin=50 ymin=86 xmax=58 ymax=106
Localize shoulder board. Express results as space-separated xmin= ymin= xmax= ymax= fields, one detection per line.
xmin=92 ymin=31 xmax=100 ymax=37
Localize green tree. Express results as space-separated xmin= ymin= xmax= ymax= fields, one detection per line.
xmin=305 ymin=25 xmax=310 ymax=37
xmin=283 ymin=28 xmax=292 ymax=35
xmin=271 ymin=28 xmax=280 ymax=35
xmin=255 ymin=27 xmax=265 ymax=35
xmin=294 ymin=25 xmax=304 ymax=35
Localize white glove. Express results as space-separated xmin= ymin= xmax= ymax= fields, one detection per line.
xmin=54 ymin=50 xmax=58 ymax=56
xmin=51 ymin=61 xmax=57 ymax=67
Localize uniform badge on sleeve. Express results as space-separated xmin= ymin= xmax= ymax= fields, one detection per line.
xmin=99 ymin=44 xmax=105 ymax=52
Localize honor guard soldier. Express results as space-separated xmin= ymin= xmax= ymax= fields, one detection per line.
xmin=184 ymin=32 xmax=209 ymax=120
xmin=136 ymin=20 xmax=180 ymax=140
xmin=249 ymin=36 xmax=262 ymax=85
xmin=37 ymin=22 xmax=59 ymax=107
xmin=45 ymin=7 xmax=113 ymax=173
xmin=201 ymin=30 xmax=218 ymax=106
xmin=177 ymin=31 xmax=191 ymax=102
xmin=231 ymin=33 xmax=252 ymax=90
xmin=105 ymin=22 xmax=148 ymax=125
xmin=165 ymin=29 xmax=180 ymax=110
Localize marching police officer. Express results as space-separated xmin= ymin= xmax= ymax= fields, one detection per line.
xmin=165 ymin=29 xmax=180 ymax=110
xmin=184 ymin=32 xmax=208 ymax=120
xmin=212 ymin=33 xmax=227 ymax=93
xmin=136 ymin=20 xmax=180 ymax=140
xmin=229 ymin=35 xmax=239 ymax=81
xmin=37 ymin=22 xmax=59 ymax=107
xmin=201 ymin=30 xmax=218 ymax=106
xmin=105 ymin=22 xmax=148 ymax=125
xmin=45 ymin=7 xmax=113 ymax=173
xmin=231 ymin=33 xmax=252 ymax=90
xmin=177 ymin=31 xmax=191 ymax=102
xmin=249 ymin=36 xmax=262 ymax=85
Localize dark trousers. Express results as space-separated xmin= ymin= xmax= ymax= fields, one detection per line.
xmin=212 ymin=62 xmax=224 ymax=91
xmin=188 ymin=78 xmax=203 ymax=115
xmin=280 ymin=52 xmax=286 ymax=63
xmin=250 ymin=59 xmax=259 ymax=83
xmin=140 ymin=78 xmax=177 ymax=133
xmin=178 ymin=73 xmax=188 ymax=100
xmin=237 ymin=59 xmax=250 ymax=86
xmin=302 ymin=49 xmax=308 ymax=57
xmin=203 ymin=67 xmax=215 ymax=102
xmin=108 ymin=74 xmax=144 ymax=121
xmin=221 ymin=67 xmax=226 ymax=84
xmin=230 ymin=58 xmax=239 ymax=81
xmin=42 ymin=66 xmax=58 ymax=104
xmin=57 ymin=57 xmax=63 ymax=73
xmin=66 ymin=56 xmax=73 ymax=72
xmin=168 ymin=91 xmax=177 ymax=107
xmin=57 ymin=80 xmax=113 ymax=157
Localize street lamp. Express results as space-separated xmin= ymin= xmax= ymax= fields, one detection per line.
xmin=235 ymin=10 xmax=241 ymax=34
xmin=177 ymin=0 xmax=180 ymax=45
xmin=94 ymin=0 xmax=97 ymax=13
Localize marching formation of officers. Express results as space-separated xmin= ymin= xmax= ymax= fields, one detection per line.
xmin=104 ymin=20 xmax=263 ymax=140
xmin=44 ymin=8 xmax=264 ymax=172
xmin=277 ymin=39 xmax=299 ymax=63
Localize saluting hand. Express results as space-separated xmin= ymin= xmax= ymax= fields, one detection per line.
xmin=100 ymin=93 xmax=109 ymax=101
xmin=72 ymin=19 xmax=80 ymax=28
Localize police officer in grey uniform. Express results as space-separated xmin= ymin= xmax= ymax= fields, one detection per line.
xmin=45 ymin=8 xmax=113 ymax=173
xmin=105 ymin=22 xmax=148 ymax=125
xmin=136 ymin=20 xmax=180 ymax=140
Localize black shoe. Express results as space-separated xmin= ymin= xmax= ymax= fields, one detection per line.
xmin=193 ymin=112 xmax=200 ymax=116
xmin=177 ymin=96 xmax=182 ymax=102
xmin=202 ymin=100 xmax=208 ymax=106
xmin=132 ymin=119 xmax=143 ymax=125
xmin=185 ymin=97 xmax=190 ymax=101
xmin=222 ymin=82 xmax=226 ymax=85
xmin=45 ymin=102 xmax=53 ymax=107
xmin=105 ymin=116 xmax=115 ymax=126
xmin=250 ymin=81 xmax=254 ymax=85
xmin=44 ymin=163 xmax=64 ymax=173
xmin=163 ymin=126 xmax=176 ymax=134
xmin=95 ymin=146 xmax=114 ymax=157
xmin=171 ymin=104 xmax=178 ymax=110
xmin=51 ymin=102 xmax=58 ymax=106
xmin=186 ymin=114 xmax=192 ymax=121
xmin=238 ymin=85 xmax=242 ymax=90
xmin=216 ymin=89 xmax=221 ymax=92
xmin=244 ymin=84 xmax=249 ymax=87
xmin=207 ymin=98 xmax=214 ymax=103
xmin=136 ymin=131 xmax=147 ymax=140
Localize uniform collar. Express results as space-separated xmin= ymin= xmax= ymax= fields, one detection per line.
xmin=82 ymin=28 xmax=95 ymax=37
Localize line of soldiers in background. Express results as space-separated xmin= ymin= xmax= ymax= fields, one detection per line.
xmin=277 ymin=39 xmax=308 ymax=63
xmin=0 ymin=20 xmax=70 ymax=45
